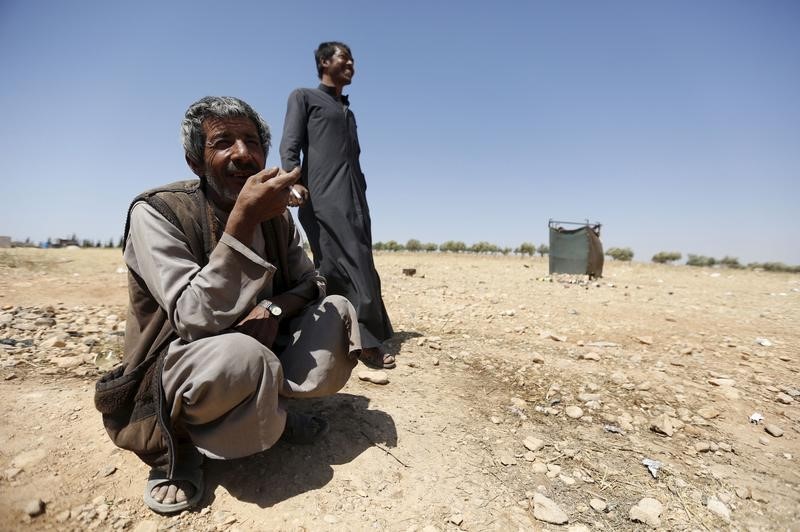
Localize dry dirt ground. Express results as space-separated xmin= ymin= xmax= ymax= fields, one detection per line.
xmin=1 ymin=248 xmax=798 ymax=531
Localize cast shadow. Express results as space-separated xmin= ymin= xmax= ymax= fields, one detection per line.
xmin=382 ymin=329 xmax=423 ymax=357
xmin=202 ymin=393 xmax=396 ymax=508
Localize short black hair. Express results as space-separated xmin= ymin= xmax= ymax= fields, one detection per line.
xmin=315 ymin=41 xmax=352 ymax=79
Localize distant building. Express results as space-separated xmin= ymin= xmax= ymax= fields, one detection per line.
xmin=0 ymin=236 xmax=11 ymax=248
xmin=53 ymin=238 xmax=79 ymax=248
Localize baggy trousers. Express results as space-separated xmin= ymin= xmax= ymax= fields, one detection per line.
xmin=160 ymin=295 xmax=359 ymax=460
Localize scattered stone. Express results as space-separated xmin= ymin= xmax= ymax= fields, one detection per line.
xmin=522 ymin=436 xmax=544 ymax=452
xmin=3 ymin=467 xmax=22 ymax=480
xmin=132 ymin=520 xmax=159 ymax=532
xmin=432 ymin=357 xmax=440 ymax=366
xmin=55 ymin=510 xmax=71 ymax=523
xmin=559 ymin=474 xmax=575 ymax=486
xmin=530 ymin=353 xmax=545 ymax=364
xmin=706 ymin=497 xmax=731 ymax=521
xmin=401 ymin=268 xmax=416 ymax=276
xmin=532 ymin=493 xmax=569 ymax=525
xmin=490 ymin=416 xmax=502 ymax=424
xmin=650 ymin=414 xmax=674 ymax=437
xmin=448 ymin=514 xmax=463 ymax=526
xmin=531 ymin=462 xmax=548 ymax=474
xmin=635 ymin=336 xmax=654 ymax=345
xmin=24 ymin=499 xmax=45 ymax=517
xmin=101 ymin=465 xmax=117 ymax=477
xmin=565 ymin=406 xmax=583 ymax=419
xmin=498 ymin=453 xmax=517 ymax=466
xmin=708 ymin=378 xmax=736 ymax=387
xmin=759 ymin=436 xmax=770 ymax=445
xmin=589 ymin=498 xmax=607 ymax=512
xmin=776 ymin=392 xmax=794 ymax=404
xmin=357 ymin=370 xmax=389 ymax=385
xmin=629 ymin=497 xmax=663 ymax=527
xmin=695 ymin=441 xmax=712 ymax=453
xmin=749 ymin=412 xmax=764 ymax=424
xmin=586 ymin=341 xmax=619 ymax=348
xmin=579 ymin=351 xmax=600 ymax=361
xmin=755 ymin=337 xmax=772 ymax=347
xmin=697 ymin=406 xmax=720 ymax=419
xmin=40 ymin=335 xmax=68 ymax=349
xmin=764 ymin=425 xmax=784 ymax=437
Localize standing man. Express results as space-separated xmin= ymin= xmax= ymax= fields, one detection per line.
xmin=280 ymin=41 xmax=395 ymax=369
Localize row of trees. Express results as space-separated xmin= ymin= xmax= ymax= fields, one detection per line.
xmin=607 ymin=248 xmax=800 ymax=273
xmin=373 ymin=240 xmax=550 ymax=256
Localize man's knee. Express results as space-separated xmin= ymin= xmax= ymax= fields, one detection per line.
xmin=321 ymin=294 xmax=355 ymax=318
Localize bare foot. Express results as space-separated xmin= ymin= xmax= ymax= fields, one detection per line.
xmin=150 ymin=479 xmax=195 ymax=506
xmin=359 ymin=347 xmax=396 ymax=369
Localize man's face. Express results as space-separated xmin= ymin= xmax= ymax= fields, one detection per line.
xmin=322 ymin=47 xmax=354 ymax=86
xmin=191 ymin=116 xmax=265 ymax=208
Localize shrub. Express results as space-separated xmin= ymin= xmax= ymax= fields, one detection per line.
xmin=405 ymin=239 xmax=422 ymax=252
xmin=686 ymin=254 xmax=716 ymax=267
xmin=469 ymin=241 xmax=498 ymax=254
xmin=440 ymin=240 xmax=467 ymax=253
xmin=373 ymin=241 xmax=385 ymax=251
xmin=537 ymin=244 xmax=549 ymax=257
xmin=606 ymin=247 xmax=634 ymax=261
xmin=423 ymin=242 xmax=438 ymax=252
xmin=719 ymin=256 xmax=743 ymax=269
xmin=515 ymin=242 xmax=536 ymax=256
xmin=384 ymin=240 xmax=404 ymax=252
xmin=652 ymin=251 xmax=682 ymax=264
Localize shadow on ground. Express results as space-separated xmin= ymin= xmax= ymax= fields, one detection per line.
xmin=202 ymin=393 xmax=395 ymax=509
xmin=383 ymin=329 xmax=423 ymax=358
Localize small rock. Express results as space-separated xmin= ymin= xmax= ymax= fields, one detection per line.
xmin=706 ymin=497 xmax=731 ymax=521
xmin=565 ymin=406 xmax=584 ymax=419
xmin=629 ymin=497 xmax=663 ymax=527
xmin=523 ymin=436 xmax=544 ymax=452
xmin=695 ymin=441 xmax=712 ymax=453
xmin=635 ymin=336 xmax=654 ymax=345
xmin=490 ymin=416 xmax=502 ymax=424
xmin=132 ymin=520 xmax=159 ymax=532
xmin=498 ymin=453 xmax=517 ymax=466
xmin=530 ymin=353 xmax=545 ymax=364
xmin=432 ymin=357 xmax=440 ymax=366
xmin=579 ymin=351 xmax=600 ymax=361
xmin=101 ymin=465 xmax=117 ymax=477
xmin=650 ymin=414 xmax=674 ymax=437
xmin=559 ymin=474 xmax=575 ymax=486
xmin=323 ymin=514 xmax=337 ymax=524
xmin=708 ymin=378 xmax=736 ymax=387
xmin=357 ymin=370 xmax=389 ymax=385
xmin=24 ymin=499 xmax=45 ymax=517
xmin=776 ymin=392 xmax=794 ymax=404
xmin=590 ymin=498 xmax=607 ymax=512
xmin=759 ymin=436 xmax=770 ymax=445
xmin=532 ymin=493 xmax=569 ymax=524
xmin=697 ymin=406 xmax=720 ymax=419
xmin=531 ymin=462 xmax=548 ymax=474
xmin=55 ymin=510 xmax=71 ymax=523
xmin=448 ymin=514 xmax=463 ymax=526
xmin=764 ymin=425 xmax=784 ymax=437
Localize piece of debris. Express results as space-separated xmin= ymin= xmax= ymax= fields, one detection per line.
xmin=603 ymin=424 xmax=624 ymax=434
xmin=642 ymin=458 xmax=662 ymax=479
xmin=749 ymin=412 xmax=764 ymax=424
xmin=755 ymin=337 xmax=772 ymax=347
xmin=402 ymin=268 xmax=417 ymax=276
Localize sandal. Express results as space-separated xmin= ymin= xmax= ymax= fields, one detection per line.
xmin=281 ymin=411 xmax=329 ymax=445
xmin=358 ymin=347 xmax=396 ymax=369
xmin=143 ymin=465 xmax=204 ymax=514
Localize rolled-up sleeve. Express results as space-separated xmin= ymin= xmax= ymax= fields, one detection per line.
xmin=124 ymin=202 xmax=275 ymax=342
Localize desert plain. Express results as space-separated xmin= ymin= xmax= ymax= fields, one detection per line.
xmin=0 ymin=247 xmax=798 ymax=531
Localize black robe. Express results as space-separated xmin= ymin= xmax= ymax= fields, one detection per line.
xmin=280 ymin=84 xmax=393 ymax=347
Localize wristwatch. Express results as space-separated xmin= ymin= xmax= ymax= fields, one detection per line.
xmin=258 ymin=300 xmax=283 ymax=319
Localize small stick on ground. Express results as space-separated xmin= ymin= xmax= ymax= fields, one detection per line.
xmin=359 ymin=430 xmax=410 ymax=468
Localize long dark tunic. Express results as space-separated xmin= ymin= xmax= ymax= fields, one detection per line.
xmin=280 ymin=84 xmax=393 ymax=348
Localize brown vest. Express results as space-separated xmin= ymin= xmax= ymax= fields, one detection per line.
xmin=94 ymin=179 xmax=296 ymax=475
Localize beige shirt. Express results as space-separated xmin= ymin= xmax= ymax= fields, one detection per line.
xmin=124 ymin=202 xmax=324 ymax=343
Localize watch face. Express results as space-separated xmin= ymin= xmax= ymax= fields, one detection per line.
xmin=269 ymin=304 xmax=282 ymax=317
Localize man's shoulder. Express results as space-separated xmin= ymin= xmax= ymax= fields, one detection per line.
xmin=134 ymin=179 xmax=202 ymax=201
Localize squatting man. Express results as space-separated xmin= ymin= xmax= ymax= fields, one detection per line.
xmin=95 ymin=96 xmax=363 ymax=513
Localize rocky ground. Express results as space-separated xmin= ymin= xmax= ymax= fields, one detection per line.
xmin=0 ymin=247 xmax=798 ymax=531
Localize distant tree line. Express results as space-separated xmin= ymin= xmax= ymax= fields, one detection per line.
xmin=11 ymin=233 xmax=124 ymax=249
xmin=373 ymin=239 xmax=549 ymax=256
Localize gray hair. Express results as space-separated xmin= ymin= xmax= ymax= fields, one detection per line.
xmin=180 ymin=96 xmax=271 ymax=164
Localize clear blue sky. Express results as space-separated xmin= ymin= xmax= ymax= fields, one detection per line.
xmin=1 ymin=0 xmax=798 ymax=264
